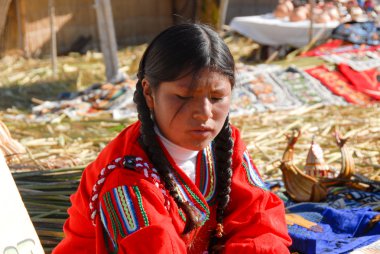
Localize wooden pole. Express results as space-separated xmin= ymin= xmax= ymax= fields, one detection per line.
xmin=49 ymin=0 xmax=58 ymax=78
xmin=15 ymin=0 xmax=23 ymax=52
xmin=94 ymin=0 xmax=124 ymax=83
xmin=218 ymin=0 xmax=229 ymax=31
xmin=309 ymin=0 xmax=315 ymax=43
xmin=17 ymin=0 xmax=29 ymax=57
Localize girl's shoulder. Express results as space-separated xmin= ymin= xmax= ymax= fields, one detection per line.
xmin=106 ymin=121 xmax=142 ymax=154
xmin=229 ymin=124 xmax=244 ymax=147
xmin=89 ymin=153 xmax=169 ymax=226
xmin=88 ymin=121 xmax=143 ymax=170
xmin=229 ymin=124 xmax=246 ymax=159
xmin=228 ymin=124 xmax=268 ymax=190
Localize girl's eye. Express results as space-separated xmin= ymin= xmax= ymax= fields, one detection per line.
xmin=211 ymin=97 xmax=224 ymax=102
xmin=176 ymin=95 xmax=192 ymax=100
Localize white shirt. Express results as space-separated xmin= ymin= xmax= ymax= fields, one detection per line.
xmin=154 ymin=127 xmax=198 ymax=182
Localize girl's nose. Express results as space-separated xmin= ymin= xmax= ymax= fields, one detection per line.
xmin=192 ymin=97 xmax=213 ymax=121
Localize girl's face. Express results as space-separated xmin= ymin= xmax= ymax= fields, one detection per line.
xmin=142 ymin=69 xmax=232 ymax=151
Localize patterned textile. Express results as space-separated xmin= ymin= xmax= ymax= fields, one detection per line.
xmin=286 ymin=205 xmax=380 ymax=253
xmin=350 ymin=239 xmax=380 ymax=254
xmin=331 ymin=22 xmax=380 ymax=46
xmin=32 ymin=80 xmax=137 ymax=122
xmin=100 ymin=185 xmax=149 ymax=250
xmin=305 ymin=65 xmax=374 ymax=105
xmin=269 ymin=67 xmax=347 ymax=106
xmin=302 ymin=39 xmax=379 ymax=57
xmin=284 ymin=187 xmax=380 ymax=254
xmin=327 ymin=187 xmax=380 ymax=211
xmin=230 ymin=84 xmax=261 ymax=115
xmin=197 ymin=145 xmax=217 ymax=203
xmin=322 ymin=51 xmax=380 ymax=72
xmin=232 ymin=65 xmax=301 ymax=116
xmin=242 ymin=150 xmax=268 ymax=189
xmin=338 ymin=64 xmax=380 ymax=100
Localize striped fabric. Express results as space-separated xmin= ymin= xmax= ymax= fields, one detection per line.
xmin=99 ymin=185 xmax=149 ymax=246
xmin=172 ymin=171 xmax=210 ymax=225
xmin=242 ymin=151 xmax=267 ymax=189
xmin=305 ymin=65 xmax=374 ymax=105
xmin=198 ymin=144 xmax=217 ymax=203
xmin=269 ymin=66 xmax=347 ymax=106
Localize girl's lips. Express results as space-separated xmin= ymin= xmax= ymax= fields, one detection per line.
xmin=189 ymin=129 xmax=213 ymax=138
xmin=193 ymin=125 xmax=213 ymax=132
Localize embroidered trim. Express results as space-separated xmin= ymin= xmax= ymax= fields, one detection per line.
xmin=115 ymin=186 xmax=139 ymax=233
xmin=90 ymin=156 xmax=170 ymax=226
xmin=100 ymin=185 xmax=150 ymax=243
xmin=172 ymin=172 xmax=210 ymax=226
xmin=243 ymin=151 xmax=267 ymax=189
xmin=99 ymin=203 xmax=117 ymax=250
xmin=103 ymin=191 xmax=126 ymax=238
xmin=199 ymin=144 xmax=217 ymax=202
xmin=178 ymin=209 xmax=187 ymax=222
xmin=90 ymin=157 xmax=123 ymax=225
xmin=132 ymin=186 xmax=149 ymax=226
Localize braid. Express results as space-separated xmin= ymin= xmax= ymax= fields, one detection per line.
xmin=133 ymin=80 xmax=200 ymax=234
xmin=208 ymin=117 xmax=234 ymax=253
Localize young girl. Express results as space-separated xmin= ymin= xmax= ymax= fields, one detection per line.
xmin=53 ymin=23 xmax=291 ymax=254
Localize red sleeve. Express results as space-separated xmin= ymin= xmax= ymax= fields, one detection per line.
xmin=96 ymin=166 xmax=187 ymax=253
xmin=222 ymin=126 xmax=292 ymax=254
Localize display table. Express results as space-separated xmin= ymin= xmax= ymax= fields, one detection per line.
xmin=230 ymin=14 xmax=340 ymax=48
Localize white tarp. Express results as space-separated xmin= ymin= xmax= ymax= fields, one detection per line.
xmin=230 ymin=13 xmax=339 ymax=48
xmin=0 ymin=151 xmax=45 ymax=254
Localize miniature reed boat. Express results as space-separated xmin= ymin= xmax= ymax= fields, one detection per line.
xmin=280 ymin=128 xmax=355 ymax=202
xmin=280 ymin=129 xmax=327 ymax=202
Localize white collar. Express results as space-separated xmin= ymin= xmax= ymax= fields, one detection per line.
xmin=154 ymin=126 xmax=199 ymax=163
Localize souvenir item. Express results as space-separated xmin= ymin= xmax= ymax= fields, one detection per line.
xmin=338 ymin=63 xmax=380 ymax=100
xmin=305 ymin=65 xmax=374 ymax=105
xmin=270 ymin=66 xmax=347 ymax=105
xmin=280 ymin=128 xmax=355 ymax=202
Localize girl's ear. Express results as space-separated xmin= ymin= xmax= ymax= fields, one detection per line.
xmin=141 ymin=79 xmax=154 ymax=110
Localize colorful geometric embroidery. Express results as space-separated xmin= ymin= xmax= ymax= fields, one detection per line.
xmin=178 ymin=209 xmax=187 ymax=222
xmin=243 ymin=151 xmax=267 ymax=189
xmin=103 ymin=191 xmax=127 ymax=238
xmin=90 ymin=156 xmax=170 ymax=226
xmin=132 ymin=186 xmax=149 ymax=226
xmin=90 ymin=157 xmax=123 ymax=226
xmin=100 ymin=185 xmax=150 ymax=242
xmin=99 ymin=203 xmax=117 ymax=250
xmin=172 ymin=172 xmax=210 ymax=226
xmin=305 ymin=65 xmax=373 ymax=105
xmin=199 ymin=144 xmax=217 ymax=202
xmin=114 ymin=186 xmax=139 ymax=234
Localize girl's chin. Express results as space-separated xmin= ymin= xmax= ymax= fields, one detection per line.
xmin=183 ymin=139 xmax=213 ymax=151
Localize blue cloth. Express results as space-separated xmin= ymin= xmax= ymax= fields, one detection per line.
xmin=357 ymin=0 xmax=365 ymax=7
xmin=327 ymin=187 xmax=380 ymax=210
xmin=332 ymin=21 xmax=380 ymax=45
xmin=286 ymin=203 xmax=380 ymax=254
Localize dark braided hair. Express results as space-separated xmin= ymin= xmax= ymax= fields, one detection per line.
xmin=208 ymin=117 xmax=234 ymax=253
xmin=132 ymin=23 xmax=235 ymax=248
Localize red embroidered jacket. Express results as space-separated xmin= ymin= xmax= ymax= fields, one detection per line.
xmin=53 ymin=121 xmax=291 ymax=253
